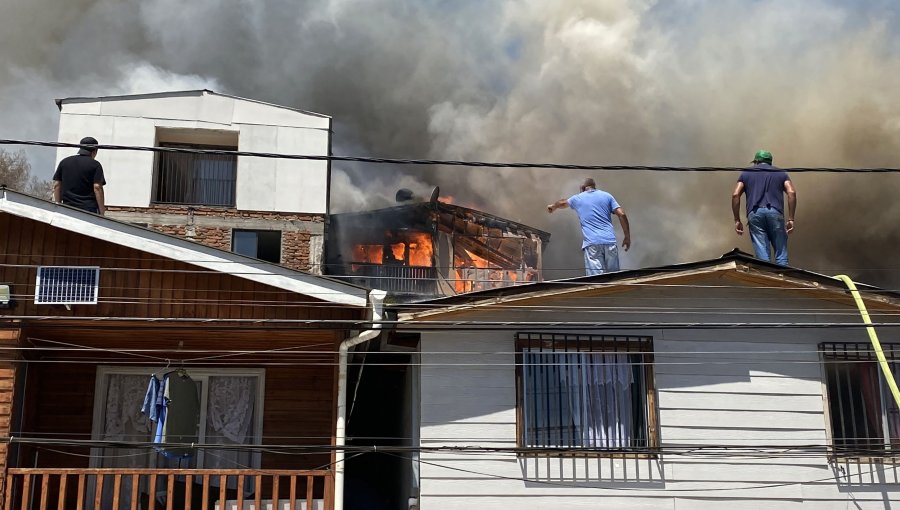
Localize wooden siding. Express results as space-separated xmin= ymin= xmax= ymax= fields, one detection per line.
xmin=0 ymin=212 xmax=361 ymax=322
xmin=0 ymin=329 xmax=19 ymax=500
xmin=413 ymin=279 xmax=900 ymax=509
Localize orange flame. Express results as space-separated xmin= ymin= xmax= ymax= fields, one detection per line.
xmin=352 ymin=244 xmax=383 ymax=264
xmin=437 ymin=195 xmax=454 ymax=204
xmin=406 ymin=232 xmax=434 ymax=267
xmin=351 ymin=231 xmax=434 ymax=267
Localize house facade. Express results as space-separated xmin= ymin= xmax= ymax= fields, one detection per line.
xmin=392 ymin=252 xmax=900 ymax=509
xmin=0 ymin=189 xmax=370 ymax=509
xmin=55 ymin=90 xmax=332 ymax=273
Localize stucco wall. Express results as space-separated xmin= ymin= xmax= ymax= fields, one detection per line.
xmin=413 ymin=278 xmax=900 ymax=509
xmin=55 ymin=91 xmax=330 ymax=213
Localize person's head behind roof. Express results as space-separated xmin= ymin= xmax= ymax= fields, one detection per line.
xmin=77 ymin=136 xmax=99 ymax=156
xmin=752 ymin=149 xmax=773 ymax=165
xmin=580 ymin=178 xmax=596 ymax=192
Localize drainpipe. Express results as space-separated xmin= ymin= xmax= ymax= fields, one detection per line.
xmin=335 ymin=289 xmax=386 ymax=510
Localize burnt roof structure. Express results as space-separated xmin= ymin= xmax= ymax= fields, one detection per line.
xmin=326 ymin=201 xmax=551 ymax=300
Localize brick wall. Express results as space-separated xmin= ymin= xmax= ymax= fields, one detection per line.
xmin=106 ymin=205 xmax=326 ymax=272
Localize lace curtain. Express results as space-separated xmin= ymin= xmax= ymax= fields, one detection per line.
xmin=523 ymin=352 xmax=640 ymax=448
xmin=102 ymin=374 xmax=153 ymax=467
xmin=204 ymin=376 xmax=256 ymax=469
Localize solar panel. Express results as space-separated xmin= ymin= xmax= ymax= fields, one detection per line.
xmin=35 ymin=266 xmax=100 ymax=305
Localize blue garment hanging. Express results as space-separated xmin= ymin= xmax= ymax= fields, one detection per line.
xmin=140 ymin=372 xmax=197 ymax=459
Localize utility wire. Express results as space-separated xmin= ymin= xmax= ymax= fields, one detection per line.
xmin=4 ymin=138 xmax=900 ymax=173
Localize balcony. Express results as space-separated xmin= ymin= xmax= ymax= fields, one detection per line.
xmin=4 ymin=468 xmax=332 ymax=510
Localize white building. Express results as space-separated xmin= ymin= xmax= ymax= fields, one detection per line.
xmin=55 ymin=90 xmax=332 ymax=272
xmin=385 ymin=250 xmax=900 ymax=509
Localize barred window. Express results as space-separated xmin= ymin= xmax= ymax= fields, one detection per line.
xmin=822 ymin=342 xmax=900 ymax=456
xmin=516 ymin=333 xmax=657 ymax=452
xmin=153 ymin=143 xmax=237 ymax=207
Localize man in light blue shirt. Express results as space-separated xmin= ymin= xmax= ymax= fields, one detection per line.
xmin=548 ymin=178 xmax=631 ymax=275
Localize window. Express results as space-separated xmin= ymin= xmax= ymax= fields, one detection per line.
xmin=153 ymin=143 xmax=237 ymax=207
xmin=233 ymin=229 xmax=282 ymax=263
xmin=822 ymin=342 xmax=900 ymax=456
xmin=517 ymin=333 xmax=657 ymax=452
xmin=91 ymin=366 xmax=265 ymax=470
xmin=34 ymin=266 xmax=100 ymax=304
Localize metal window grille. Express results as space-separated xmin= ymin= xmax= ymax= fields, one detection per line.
xmin=517 ymin=333 xmax=655 ymax=451
xmin=35 ymin=266 xmax=100 ymax=305
xmin=821 ymin=342 xmax=900 ymax=456
xmin=153 ymin=145 xmax=237 ymax=207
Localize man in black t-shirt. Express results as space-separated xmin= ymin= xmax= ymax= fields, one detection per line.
xmin=52 ymin=136 xmax=107 ymax=214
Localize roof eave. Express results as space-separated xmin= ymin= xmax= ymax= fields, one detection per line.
xmin=0 ymin=188 xmax=367 ymax=307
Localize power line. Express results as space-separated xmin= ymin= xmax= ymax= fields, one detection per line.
xmin=5 ymin=315 xmax=900 ymax=330
xmin=3 ymin=138 xmax=900 ymax=173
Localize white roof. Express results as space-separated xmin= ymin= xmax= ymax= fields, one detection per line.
xmin=55 ymin=89 xmax=330 ymax=119
xmin=0 ymin=189 xmax=367 ymax=307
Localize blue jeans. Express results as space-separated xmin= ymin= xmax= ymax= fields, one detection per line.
xmin=748 ymin=207 xmax=788 ymax=265
xmin=584 ymin=244 xmax=619 ymax=275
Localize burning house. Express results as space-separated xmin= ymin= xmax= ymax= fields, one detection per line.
xmin=325 ymin=191 xmax=550 ymax=298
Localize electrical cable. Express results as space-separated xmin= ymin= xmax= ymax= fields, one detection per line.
xmin=4 ymin=138 xmax=900 ymax=173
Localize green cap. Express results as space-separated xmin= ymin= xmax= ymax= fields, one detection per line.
xmin=752 ymin=150 xmax=773 ymax=163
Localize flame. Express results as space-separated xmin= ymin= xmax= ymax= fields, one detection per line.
xmin=389 ymin=242 xmax=405 ymax=262
xmin=464 ymin=249 xmax=489 ymax=268
xmin=351 ymin=231 xmax=433 ymax=267
xmin=352 ymin=244 xmax=383 ymax=264
xmin=437 ymin=195 xmax=454 ymax=204
xmin=406 ymin=232 xmax=434 ymax=267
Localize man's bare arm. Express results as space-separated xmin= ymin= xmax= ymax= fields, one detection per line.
xmin=614 ymin=207 xmax=631 ymax=251
xmin=93 ymin=183 xmax=106 ymax=215
xmin=731 ymin=181 xmax=745 ymax=235
xmin=52 ymin=180 xmax=61 ymax=203
xmin=784 ymin=180 xmax=796 ymax=234
xmin=547 ymin=199 xmax=569 ymax=213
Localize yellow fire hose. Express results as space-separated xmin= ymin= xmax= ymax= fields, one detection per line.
xmin=834 ymin=274 xmax=900 ymax=409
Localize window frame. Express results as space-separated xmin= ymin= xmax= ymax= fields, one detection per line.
xmin=821 ymin=342 xmax=900 ymax=461
xmin=232 ymin=229 xmax=283 ymax=264
xmin=89 ymin=365 xmax=266 ymax=469
xmin=515 ymin=332 xmax=659 ymax=457
xmin=151 ymin=142 xmax=238 ymax=208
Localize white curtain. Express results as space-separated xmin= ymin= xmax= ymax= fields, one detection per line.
xmin=102 ymin=374 xmax=154 ymax=467
xmin=204 ymin=376 xmax=256 ymax=470
xmin=524 ymin=351 xmax=638 ymax=448
xmin=98 ymin=374 xmax=155 ymax=509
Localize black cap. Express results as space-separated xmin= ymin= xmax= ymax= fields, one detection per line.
xmin=78 ymin=136 xmax=98 ymax=156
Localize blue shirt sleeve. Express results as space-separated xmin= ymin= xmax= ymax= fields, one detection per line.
xmin=609 ymin=194 xmax=620 ymax=211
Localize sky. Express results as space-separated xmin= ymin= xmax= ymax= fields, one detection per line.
xmin=1 ymin=0 xmax=898 ymax=284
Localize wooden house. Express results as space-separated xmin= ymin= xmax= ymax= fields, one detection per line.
xmin=0 ymin=188 xmax=372 ymax=509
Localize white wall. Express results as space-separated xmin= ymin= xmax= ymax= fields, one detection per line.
xmin=55 ymin=91 xmax=330 ymax=213
xmin=413 ymin=277 xmax=900 ymax=509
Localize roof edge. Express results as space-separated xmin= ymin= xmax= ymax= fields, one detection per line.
xmin=55 ymin=89 xmax=331 ymax=118
xmin=0 ymin=188 xmax=367 ymax=307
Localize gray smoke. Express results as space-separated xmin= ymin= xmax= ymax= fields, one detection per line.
xmin=1 ymin=0 xmax=899 ymax=285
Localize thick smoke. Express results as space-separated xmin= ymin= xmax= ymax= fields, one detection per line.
xmin=1 ymin=0 xmax=898 ymax=285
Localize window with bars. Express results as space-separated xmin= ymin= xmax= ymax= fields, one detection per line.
xmin=516 ymin=333 xmax=657 ymax=453
xmin=822 ymin=342 xmax=900 ymax=456
xmin=153 ymin=143 xmax=237 ymax=207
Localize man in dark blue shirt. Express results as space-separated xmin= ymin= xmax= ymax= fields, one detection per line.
xmin=731 ymin=150 xmax=797 ymax=265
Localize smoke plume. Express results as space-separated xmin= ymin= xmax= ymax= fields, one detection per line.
xmin=1 ymin=0 xmax=898 ymax=285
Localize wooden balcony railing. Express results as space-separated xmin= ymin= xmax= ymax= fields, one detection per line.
xmin=3 ymin=468 xmax=333 ymax=510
